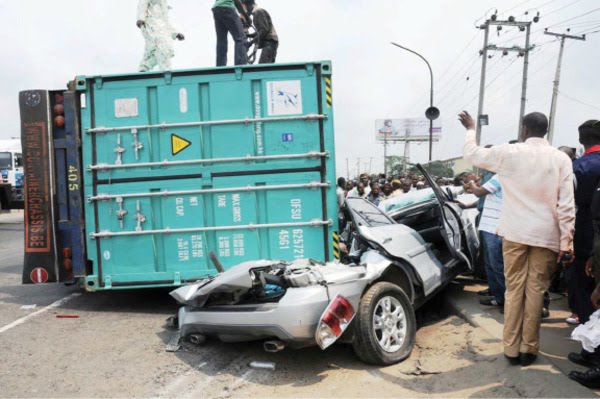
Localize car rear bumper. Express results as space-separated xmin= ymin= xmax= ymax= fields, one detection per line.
xmin=178 ymin=285 xmax=330 ymax=347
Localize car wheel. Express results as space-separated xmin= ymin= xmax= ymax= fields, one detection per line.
xmin=352 ymin=282 xmax=416 ymax=365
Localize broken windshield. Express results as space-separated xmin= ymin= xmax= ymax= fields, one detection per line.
xmin=346 ymin=198 xmax=394 ymax=227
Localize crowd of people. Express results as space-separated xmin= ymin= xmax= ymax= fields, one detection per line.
xmin=336 ymin=112 xmax=600 ymax=389
xmin=336 ymin=171 xmax=458 ymax=206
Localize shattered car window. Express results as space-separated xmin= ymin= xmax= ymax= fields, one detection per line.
xmin=346 ymin=198 xmax=394 ymax=227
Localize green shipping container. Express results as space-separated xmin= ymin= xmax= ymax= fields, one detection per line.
xmin=72 ymin=62 xmax=337 ymax=291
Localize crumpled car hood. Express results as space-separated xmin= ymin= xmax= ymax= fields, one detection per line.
xmin=170 ymin=255 xmax=387 ymax=308
xmin=170 ymin=259 xmax=282 ymax=307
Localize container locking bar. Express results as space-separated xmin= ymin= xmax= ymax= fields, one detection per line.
xmin=90 ymin=219 xmax=333 ymax=240
xmin=86 ymin=114 xmax=327 ymax=134
xmin=88 ymin=182 xmax=329 ymax=203
xmin=88 ymin=151 xmax=329 ymax=171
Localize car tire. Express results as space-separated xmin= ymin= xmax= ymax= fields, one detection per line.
xmin=352 ymin=282 xmax=416 ymax=365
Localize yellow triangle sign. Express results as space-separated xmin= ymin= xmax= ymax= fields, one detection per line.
xmin=171 ymin=134 xmax=192 ymax=156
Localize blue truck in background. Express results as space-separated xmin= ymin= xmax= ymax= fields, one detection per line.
xmin=19 ymin=62 xmax=338 ymax=289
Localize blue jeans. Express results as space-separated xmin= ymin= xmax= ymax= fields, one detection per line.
xmin=482 ymin=231 xmax=505 ymax=304
xmin=213 ymin=7 xmax=248 ymax=66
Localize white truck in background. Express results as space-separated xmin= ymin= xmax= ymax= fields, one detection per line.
xmin=0 ymin=139 xmax=24 ymax=211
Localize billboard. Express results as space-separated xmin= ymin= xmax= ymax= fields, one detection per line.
xmin=376 ymin=118 xmax=442 ymax=142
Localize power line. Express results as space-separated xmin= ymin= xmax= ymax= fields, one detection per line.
xmin=575 ymin=25 xmax=600 ymax=34
xmin=522 ymin=0 xmax=562 ymax=14
xmin=549 ymin=19 xmax=600 ymax=28
xmin=407 ymin=32 xmax=483 ymax=116
xmin=545 ymin=6 xmax=600 ymax=28
xmin=542 ymin=0 xmax=585 ymax=19
xmin=505 ymin=0 xmax=534 ymax=15
xmin=559 ymin=90 xmax=600 ymax=111
xmin=485 ymin=42 xmax=567 ymax=105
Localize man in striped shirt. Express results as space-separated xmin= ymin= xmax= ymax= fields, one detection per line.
xmin=467 ymin=175 xmax=505 ymax=307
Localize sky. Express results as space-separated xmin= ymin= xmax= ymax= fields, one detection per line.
xmin=1 ymin=0 xmax=599 ymax=178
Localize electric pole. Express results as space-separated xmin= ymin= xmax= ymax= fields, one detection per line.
xmin=545 ymin=30 xmax=586 ymax=144
xmin=383 ymin=135 xmax=388 ymax=176
xmin=403 ymin=129 xmax=411 ymax=173
xmin=346 ymin=158 xmax=350 ymax=180
xmin=518 ymin=23 xmax=531 ymax=136
xmin=476 ymin=21 xmax=491 ymax=145
xmin=476 ymin=12 xmax=538 ymax=143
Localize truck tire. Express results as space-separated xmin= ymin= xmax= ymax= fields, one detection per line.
xmin=352 ymin=282 xmax=416 ymax=365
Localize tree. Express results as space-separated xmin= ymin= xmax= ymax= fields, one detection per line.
xmin=386 ymin=156 xmax=408 ymax=176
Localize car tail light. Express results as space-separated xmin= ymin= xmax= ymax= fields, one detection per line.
xmin=315 ymin=295 xmax=355 ymax=350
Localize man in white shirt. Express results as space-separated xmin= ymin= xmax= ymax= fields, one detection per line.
xmin=347 ymin=182 xmax=367 ymax=198
xmin=459 ymin=111 xmax=575 ymax=367
xmin=348 ymin=173 xmax=371 ymax=198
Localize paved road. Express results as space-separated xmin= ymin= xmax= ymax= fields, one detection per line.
xmin=0 ymin=211 xmax=596 ymax=398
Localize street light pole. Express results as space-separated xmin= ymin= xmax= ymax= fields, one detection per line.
xmin=391 ymin=42 xmax=435 ymax=163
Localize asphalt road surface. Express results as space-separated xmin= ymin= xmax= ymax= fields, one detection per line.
xmin=0 ymin=211 xmax=595 ymax=398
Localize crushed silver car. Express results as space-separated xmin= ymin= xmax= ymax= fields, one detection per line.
xmin=171 ymin=165 xmax=480 ymax=365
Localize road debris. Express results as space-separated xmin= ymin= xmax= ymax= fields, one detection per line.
xmin=165 ymin=331 xmax=181 ymax=352
xmin=249 ymin=361 xmax=276 ymax=371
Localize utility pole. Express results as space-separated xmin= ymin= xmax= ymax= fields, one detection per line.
xmin=356 ymin=158 xmax=360 ymax=179
xmin=518 ymin=23 xmax=531 ymax=136
xmin=476 ymin=21 xmax=490 ymax=145
xmin=545 ymin=30 xmax=586 ymax=144
xmin=476 ymin=12 xmax=538 ymax=144
xmin=403 ymin=129 xmax=411 ymax=173
xmin=346 ymin=158 xmax=349 ymax=180
xmin=383 ymin=135 xmax=388 ymax=176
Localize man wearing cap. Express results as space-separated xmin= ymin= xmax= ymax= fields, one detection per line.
xmin=459 ymin=111 xmax=575 ymax=367
xmin=568 ymin=120 xmax=600 ymax=369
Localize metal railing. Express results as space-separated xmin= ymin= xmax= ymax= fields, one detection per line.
xmin=90 ymin=219 xmax=332 ymax=239
xmin=88 ymin=151 xmax=328 ymax=171
xmin=88 ymin=182 xmax=329 ymax=203
xmin=86 ymin=114 xmax=327 ymax=134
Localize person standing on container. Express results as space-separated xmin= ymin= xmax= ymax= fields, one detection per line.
xmin=137 ymin=0 xmax=185 ymax=72
xmin=459 ymin=111 xmax=575 ymax=367
xmin=243 ymin=0 xmax=279 ymax=64
xmin=212 ymin=0 xmax=248 ymax=66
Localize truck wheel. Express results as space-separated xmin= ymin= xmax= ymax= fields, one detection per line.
xmin=352 ymin=282 xmax=416 ymax=365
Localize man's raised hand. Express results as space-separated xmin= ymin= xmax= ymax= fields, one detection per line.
xmin=458 ymin=111 xmax=476 ymax=131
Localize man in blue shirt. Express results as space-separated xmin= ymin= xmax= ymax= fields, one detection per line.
xmin=568 ymin=120 xmax=600 ymax=370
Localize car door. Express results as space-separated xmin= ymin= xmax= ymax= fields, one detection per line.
xmin=416 ymin=164 xmax=473 ymax=271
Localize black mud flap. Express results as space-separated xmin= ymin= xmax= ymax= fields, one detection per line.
xmin=19 ymin=90 xmax=60 ymax=284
